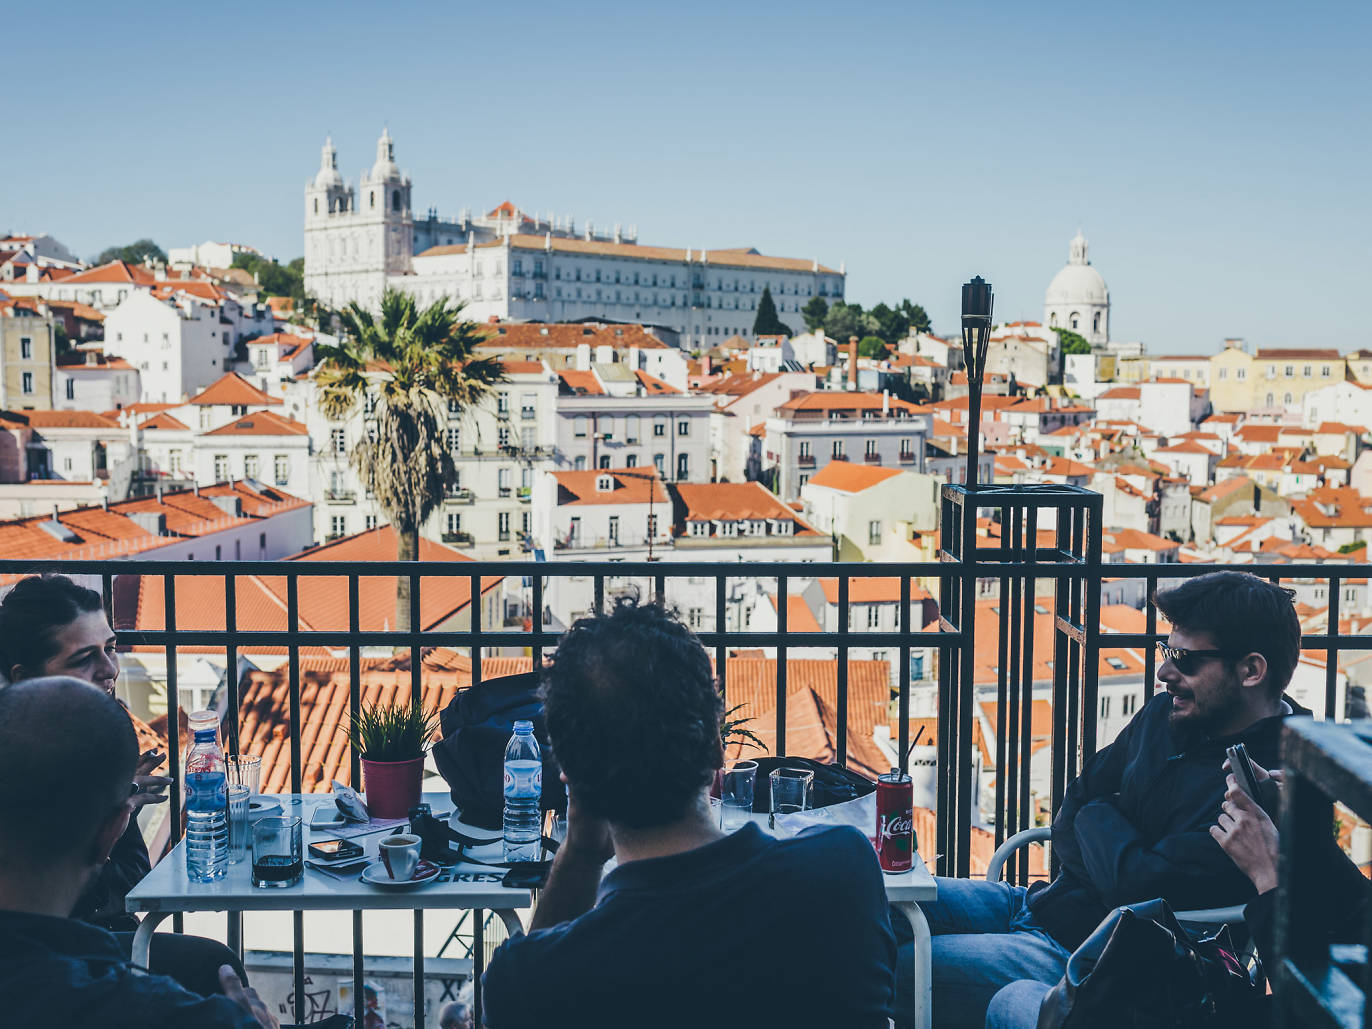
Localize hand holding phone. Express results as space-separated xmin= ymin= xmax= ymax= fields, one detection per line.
xmin=1225 ymin=743 xmax=1263 ymax=801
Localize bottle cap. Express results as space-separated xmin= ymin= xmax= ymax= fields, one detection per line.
xmin=192 ymin=728 xmax=217 ymax=742
xmin=513 ymin=719 xmax=534 ymax=733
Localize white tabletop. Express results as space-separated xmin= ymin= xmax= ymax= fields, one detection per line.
xmin=126 ymin=793 xmax=531 ymax=915
xmin=744 ymin=811 xmax=937 ymax=903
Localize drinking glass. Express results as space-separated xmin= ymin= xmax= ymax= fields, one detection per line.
xmin=227 ymin=784 xmax=250 ymax=865
xmin=226 ymin=755 xmax=261 ymax=796
xmin=769 ymin=767 xmax=814 ymax=828
xmin=720 ymin=760 xmax=758 ymax=832
xmin=252 ymin=816 xmax=302 ymax=888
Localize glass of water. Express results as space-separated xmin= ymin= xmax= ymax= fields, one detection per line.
xmin=720 ymin=760 xmax=758 ymax=832
xmin=226 ymin=755 xmax=261 ymax=796
xmin=251 ymin=816 xmax=302 ymax=888
xmin=769 ymin=767 xmax=814 ymax=828
xmin=227 ymin=784 xmax=251 ymax=865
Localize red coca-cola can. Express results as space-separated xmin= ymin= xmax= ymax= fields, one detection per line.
xmin=875 ymin=768 xmax=914 ymax=874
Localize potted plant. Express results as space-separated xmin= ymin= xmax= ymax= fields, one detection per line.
xmin=345 ymin=702 xmax=439 ymax=819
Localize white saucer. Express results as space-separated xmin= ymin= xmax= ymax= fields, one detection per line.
xmin=360 ymin=859 xmax=440 ymax=887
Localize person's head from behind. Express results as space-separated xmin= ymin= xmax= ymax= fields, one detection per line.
xmin=1154 ymin=571 xmax=1300 ymax=737
xmin=439 ymin=991 xmax=473 ymax=1029
xmin=0 ymin=575 xmax=117 ymax=694
xmin=0 ymin=677 xmax=137 ymax=906
xmin=543 ymin=595 xmax=723 ymax=831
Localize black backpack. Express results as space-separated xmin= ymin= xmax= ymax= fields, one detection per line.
xmin=743 ymin=756 xmax=876 ymax=811
xmin=431 ymin=671 xmax=566 ymax=830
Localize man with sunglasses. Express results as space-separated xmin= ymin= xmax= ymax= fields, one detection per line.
xmin=905 ymin=571 xmax=1304 ymax=1029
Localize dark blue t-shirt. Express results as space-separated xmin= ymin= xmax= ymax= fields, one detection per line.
xmin=483 ymin=822 xmax=896 ymax=1028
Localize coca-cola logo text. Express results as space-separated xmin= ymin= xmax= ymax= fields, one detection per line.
xmin=879 ymin=813 xmax=913 ymax=845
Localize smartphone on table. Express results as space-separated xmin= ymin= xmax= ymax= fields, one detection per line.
xmin=308 ymin=838 xmax=364 ymax=862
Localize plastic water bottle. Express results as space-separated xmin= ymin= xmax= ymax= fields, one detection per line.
xmin=185 ymin=712 xmax=228 ymax=882
xmin=503 ymin=720 xmax=543 ymax=862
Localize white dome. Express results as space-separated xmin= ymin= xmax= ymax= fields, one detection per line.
xmin=314 ymin=137 xmax=343 ymax=189
xmin=1045 ymin=263 xmax=1108 ymax=306
xmin=1044 ymin=231 xmax=1108 ymax=306
xmin=369 ymin=127 xmax=401 ymax=182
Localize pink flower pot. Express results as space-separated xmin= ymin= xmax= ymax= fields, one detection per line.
xmin=361 ymin=756 xmax=425 ymax=819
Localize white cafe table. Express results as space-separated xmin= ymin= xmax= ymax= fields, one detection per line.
xmin=125 ymin=793 xmax=531 ymax=972
xmin=747 ymin=811 xmax=938 ymax=1029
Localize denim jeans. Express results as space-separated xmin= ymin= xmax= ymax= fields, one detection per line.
xmin=893 ymin=878 xmax=1068 ymax=1029
xmin=985 ymin=980 xmax=1052 ymax=1029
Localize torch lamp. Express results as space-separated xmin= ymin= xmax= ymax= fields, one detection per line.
xmin=960 ymin=276 xmax=994 ymax=490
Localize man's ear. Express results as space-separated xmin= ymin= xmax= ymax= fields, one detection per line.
xmin=90 ymin=801 xmax=133 ymax=867
xmin=1236 ymin=652 xmax=1268 ymax=692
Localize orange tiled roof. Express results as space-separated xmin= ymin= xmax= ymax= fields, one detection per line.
xmin=634 ymin=369 xmax=680 ymax=394
xmin=766 ymin=594 xmax=822 ymax=633
xmin=729 ymin=686 xmax=891 ymax=779
xmin=721 ymin=657 xmax=890 ymax=751
xmin=117 ymin=527 xmax=501 ymax=653
xmin=59 ymin=260 xmax=157 ymax=285
xmin=557 ymin=369 xmax=604 ymax=396
xmin=815 ymin=578 xmax=933 ymax=605
xmin=805 ymin=460 xmax=903 ymax=493
xmin=139 ymin=412 xmax=190 ymax=431
xmin=553 ymin=468 xmax=669 ymax=506
xmin=202 ymin=410 xmax=308 ymax=437
xmin=777 ymin=391 xmax=922 ymax=415
xmin=12 ymin=410 xmax=121 ymax=429
xmin=189 ymin=372 xmax=282 ymax=407
xmin=238 ymin=650 xmax=534 ymax=793
xmin=672 ymin=481 xmax=822 ymax=535
xmin=1254 ymin=348 xmax=1341 ymax=360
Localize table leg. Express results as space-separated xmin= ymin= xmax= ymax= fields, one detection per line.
xmin=894 ymin=901 xmax=932 ymax=1029
xmin=130 ymin=911 xmax=171 ymax=975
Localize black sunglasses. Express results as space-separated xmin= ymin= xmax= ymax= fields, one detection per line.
xmin=1156 ymin=642 xmax=1232 ymax=675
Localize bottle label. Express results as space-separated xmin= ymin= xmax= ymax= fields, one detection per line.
xmin=503 ymin=760 xmax=542 ymax=799
xmin=186 ymin=771 xmax=227 ymax=812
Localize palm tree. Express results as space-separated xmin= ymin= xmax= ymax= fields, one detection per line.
xmin=314 ymin=289 xmax=506 ymax=631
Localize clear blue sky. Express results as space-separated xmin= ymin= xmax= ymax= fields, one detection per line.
xmin=4 ymin=1 xmax=1367 ymax=353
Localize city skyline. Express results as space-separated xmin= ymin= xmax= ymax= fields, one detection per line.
xmin=2 ymin=1 xmax=1367 ymax=353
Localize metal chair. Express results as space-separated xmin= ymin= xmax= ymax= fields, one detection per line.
xmin=985 ymin=826 xmax=1251 ymax=945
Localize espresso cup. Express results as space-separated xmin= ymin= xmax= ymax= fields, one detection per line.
xmin=379 ymin=833 xmax=422 ymax=881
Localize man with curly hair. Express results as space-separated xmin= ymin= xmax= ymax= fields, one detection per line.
xmin=481 ymin=597 xmax=896 ymax=1027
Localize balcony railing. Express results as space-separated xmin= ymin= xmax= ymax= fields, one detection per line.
xmin=863 ymin=453 xmax=882 ymax=464
xmin=440 ymin=530 xmax=474 ymax=546
xmin=6 ymin=482 xmax=1360 ymax=1026
xmin=899 ymin=451 xmax=917 ymax=464
xmin=324 ymin=489 xmax=356 ymax=504
xmin=797 ymin=454 xmax=816 ymax=468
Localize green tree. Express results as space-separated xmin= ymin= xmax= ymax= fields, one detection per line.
xmin=95 ymin=238 xmax=166 ymax=266
xmin=314 ymin=290 xmax=506 ymax=631
xmin=870 ymin=302 xmax=910 ymax=345
xmin=233 ymin=253 xmax=306 ymax=302
xmin=752 ymin=286 xmax=792 ymax=337
xmin=857 ymin=335 xmax=888 ymax=359
xmin=898 ymin=299 xmax=931 ymax=334
xmin=801 ymin=295 xmax=829 ymax=331
xmin=1054 ymin=328 xmax=1092 ymax=355
xmin=823 ymin=301 xmax=864 ymax=343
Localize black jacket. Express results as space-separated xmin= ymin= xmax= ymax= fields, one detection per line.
xmin=71 ymin=820 xmax=150 ymax=932
xmin=1026 ymin=691 xmax=1301 ymax=951
xmin=0 ymin=910 xmax=254 ymax=1028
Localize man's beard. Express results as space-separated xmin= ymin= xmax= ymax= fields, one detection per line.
xmin=1168 ymin=675 xmax=1242 ymax=744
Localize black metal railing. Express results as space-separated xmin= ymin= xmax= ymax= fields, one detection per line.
xmin=4 ymin=483 xmax=1366 ymax=1024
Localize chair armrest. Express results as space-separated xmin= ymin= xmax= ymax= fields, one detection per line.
xmin=1174 ymin=904 xmax=1246 ymax=925
xmin=985 ymin=826 xmax=1051 ymax=883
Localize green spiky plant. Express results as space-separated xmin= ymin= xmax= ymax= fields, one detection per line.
xmin=721 ymin=701 xmax=768 ymax=755
xmin=345 ymin=702 xmax=440 ymax=763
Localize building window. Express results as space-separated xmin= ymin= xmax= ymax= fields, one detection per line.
xmin=1303 ymin=365 xmax=1312 ymax=377
xmin=330 ymin=515 xmax=347 ymax=537
xmin=677 ymin=419 xmax=689 ymax=437
xmin=574 ymin=456 xmax=586 ymax=471
xmin=214 ymin=454 xmax=229 ymax=480
xmin=1237 ymin=367 xmax=1246 ymax=380
xmin=647 ymin=514 xmax=657 ymax=538
xmin=832 ymin=440 xmax=845 ymax=459
xmin=365 ymin=514 xmax=378 ymax=530
xmin=865 ymin=439 xmax=878 ymax=457
xmin=21 ymin=372 xmax=33 ymax=394
xmin=331 ymin=429 xmax=346 ymax=454
xmin=1101 ymin=695 xmax=1112 ymax=719
xmin=498 ymin=512 xmax=510 ymax=541
xmin=868 ymin=520 xmax=881 ymax=545
xmin=800 ymin=441 xmax=811 ymax=458
xmin=597 ymin=454 xmax=611 ymax=469
xmin=1323 ymin=365 xmax=1331 ymax=377
xmin=1122 ymin=693 xmax=1137 ymax=716
xmin=867 ymin=606 xmax=880 ymax=629
xmin=1217 ymin=367 xmax=1227 ymax=380
xmin=687 ymin=608 xmax=703 ymax=630
xmin=20 ymin=337 xmax=32 ymax=359
xmin=1285 ymin=365 xmax=1294 ymax=377
xmin=497 ymin=392 xmax=510 ymax=415
xmin=676 ymin=453 xmax=689 ymax=480
xmin=574 ymin=416 xmax=588 ymax=438
xmin=65 ymin=378 xmax=75 ymax=400
xmin=497 ymin=425 xmax=511 ymax=448
xmin=244 ymin=454 xmax=259 ymax=480
xmin=626 ymin=453 xmax=638 ymax=468
xmin=654 ymin=453 xmax=665 ymax=475
xmin=608 ymin=516 xmax=619 ymax=544
xmin=274 ymin=455 xmax=289 ymax=486
xmin=653 ymin=418 xmax=666 ymax=437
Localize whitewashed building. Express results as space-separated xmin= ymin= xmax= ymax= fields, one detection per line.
xmin=303 ymin=131 xmax=845 ymax=350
